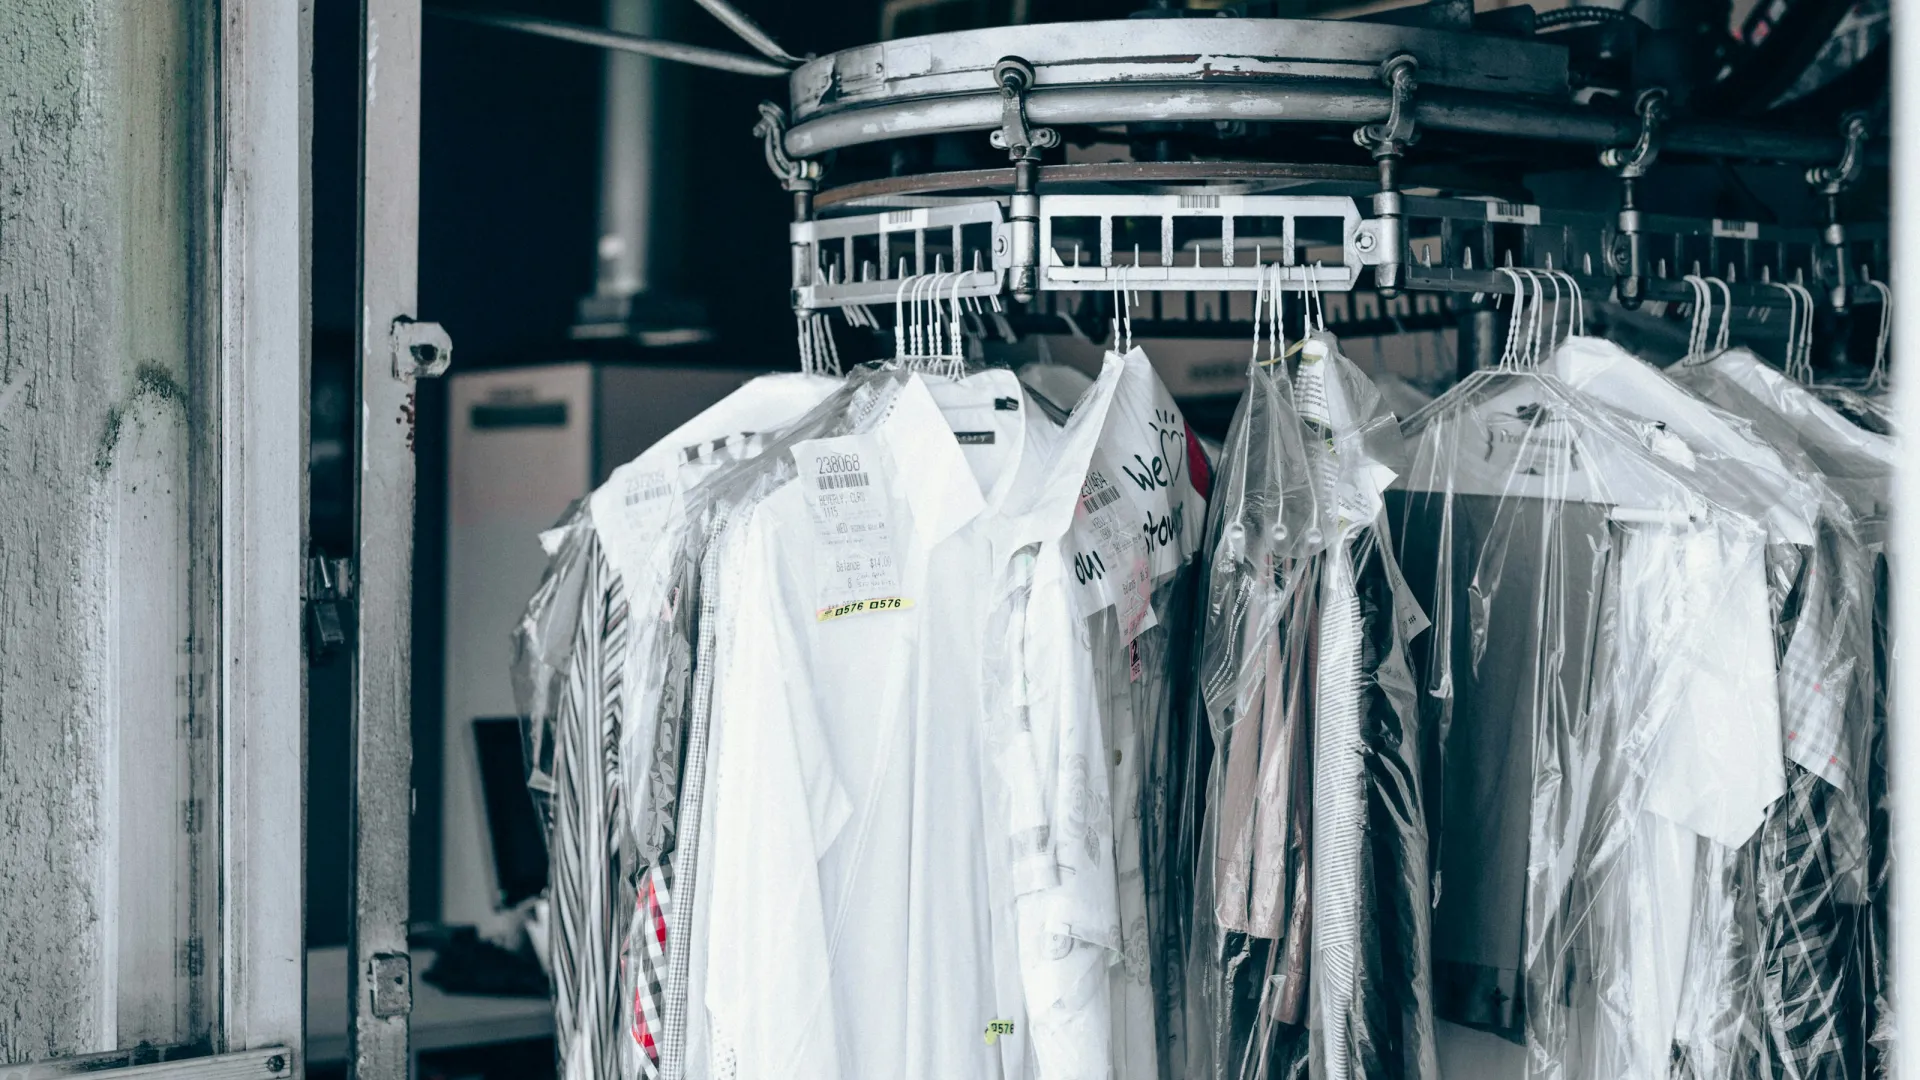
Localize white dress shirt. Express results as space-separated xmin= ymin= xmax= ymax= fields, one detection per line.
xmin=702 ymin=363 xmax=1130 ymax=1080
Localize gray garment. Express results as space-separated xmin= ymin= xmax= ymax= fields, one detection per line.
xmin=1213 ymin=580 xmax=1309 ymax=941
xmin=1389 ymin=490 xmax=1614 ymax=1038
xmin=1091 ymin=567 xmax=1208 ymax=1079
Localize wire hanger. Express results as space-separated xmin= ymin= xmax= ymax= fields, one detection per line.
xmin=1308 ymin=261 xmax=1327 ymax=334
xmin=1111 ymin=264 xmax=1135 ymax=356
xmin=1551 ymin=269 xmax=1586 ymax=342
xmin=1868 ymin=277 xmax=1892 ymax=391
xmin=945 ymin=271 xmax=969 ymax=379
xmin=1495 ymin=266 xmax=1525 ymax=370
xmin=1764 ymin=279 xmax=1798 ymax=379
xmin=1708 ymin=276 xmax=1732 ymax=355
xmin=1785 ymin=280 xmax=1816 ymax=381
xmin=892 ymin=273 xmax=914 ymax=365
xmin=1765 ymin=278 xmax=1821 ymax=382
xmin=1534 ymin=267 xmax=1559 ymax=362
xmin=1248 ymin=260 xmax=1273 ymax=370
xmin=1682 ymin=273 xmax=1712 ymax=364
xmin=1270 ymin=262 xmax=1290 ymax=365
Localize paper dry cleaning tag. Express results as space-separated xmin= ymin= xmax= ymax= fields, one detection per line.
xmin=1293 ymin=338 xmax=1334 ymax=430
xmin=793 ymin=436 xmax=907 ymax=620
xmin=599 ymin=433 xmax=758 ymax=565
xmin=1072 ymin=467 xmax=1158 ymax=643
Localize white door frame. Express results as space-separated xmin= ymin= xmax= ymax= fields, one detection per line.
xmin=212 ymin=0 xmax=309 ymax=1069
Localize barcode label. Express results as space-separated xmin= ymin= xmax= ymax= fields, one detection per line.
xmin=1712 ymin=218 xmax=1760 ymax=239
xmin=625 ymin=470 xmax=672 ymax=506
xmin=1081 ymin=485 xmax=1121 ymax=514
xmin=816 ymin=471 xmax=870 ymax=490
xmin=1486 ymin=201 xmax=1541 ymax=225
xmin=1179 ymin=194 xmax=1221 ymax=209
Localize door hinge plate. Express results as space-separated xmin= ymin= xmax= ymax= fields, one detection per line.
xmin=369 ymin=952 xmax=413 ymax=1018
xmin=390 ymin=316 xmax=452 ymax=380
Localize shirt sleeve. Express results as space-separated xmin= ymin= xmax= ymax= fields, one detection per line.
xmin=1644 ymin=527 xmax=1786 ymax=847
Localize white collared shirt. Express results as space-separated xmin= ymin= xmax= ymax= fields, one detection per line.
xmin=702 ymin=363 xmax=1128 ymax=1080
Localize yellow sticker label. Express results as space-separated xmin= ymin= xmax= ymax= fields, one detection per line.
xmin=815 ymin=596 xmax=913 ymax=622
xmin=983 ymin=1020 xmax=1016 ymax=1046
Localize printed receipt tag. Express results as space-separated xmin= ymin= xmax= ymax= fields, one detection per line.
xmin=793 ymin=436 xmax=908 ymax=620
xmin=1074 ymin=468 xmax=1158 ymax=644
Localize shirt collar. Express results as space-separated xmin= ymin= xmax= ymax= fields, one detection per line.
xmin=990 ymin=351 xmax=1127 ymax=563
xmin=871 ymin=375 xmax=989 ymax=546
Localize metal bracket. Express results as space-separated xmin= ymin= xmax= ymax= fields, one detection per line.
xmin=1353 ymin=54 xmax=1419 ymax=160
xmin=1602 ymin=88 xmax=1668 ymax=308
xmin=305 ymin=556 xmax=355 ymax=660
xmin=988 ymin=57 xmax=1060 ymax=161
xmin=991 ymin=57 xmax=1057 ymax=303
xmin=389 ymin=316 xmax=452 ymax=380
xmin=760 ymin=101 xmax=829 ymax=309
xmin=1807 ymin=112 xmax=1870 ymax=312
xmin=1354 ymin=55 xmax=1418 ymax=296
xmin=1600 ymin=87 xmax=1667 ymax=178
xmin=1806 ymin=112 xmax=1870 ymax=196
xmin=369 ymin=952 xmax=413 ymax=1019
xmin=754 ymin=101 xmax=823 ymax=192
xmin=756 ymin=101 xmax=825 ymax=226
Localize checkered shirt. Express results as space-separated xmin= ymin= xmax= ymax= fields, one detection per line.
xmin=628 ymin=859 xmax=673 ymax=1079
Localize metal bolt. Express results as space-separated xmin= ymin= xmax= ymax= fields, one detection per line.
xmin=1356 ymin=231 xmax=1376 ymax=253
xmin=266 ymin=1055 xmax=288 ymax=1074
xmin=1608 ymin=234 xmax=1632 ymax=272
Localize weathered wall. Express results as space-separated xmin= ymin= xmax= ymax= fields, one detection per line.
xmin=0 ymin=0 xmax=198 ymax=1063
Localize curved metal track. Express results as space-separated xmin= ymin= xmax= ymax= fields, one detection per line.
xmin=782 ymin=18 xmax=1855 ymax=165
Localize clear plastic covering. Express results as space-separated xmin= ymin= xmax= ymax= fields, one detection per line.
xmin=1063 ymin=343 xmax=1213 ymax=1080
xmin=1185 ymin=271 xmax=1434 ymax=1080
xmin=1664 ymin=344 xmax=1890 ymax=1080
xmin=510 ymin=269 xmax=1894 ymax=1080
xmin=693 ymin=354 xmax=1156 ymax=1080
xmin=510 ymin=369 xmax=908 ymax=1080
xmin=1387 ymin=270 xmax=1884 ymax=1080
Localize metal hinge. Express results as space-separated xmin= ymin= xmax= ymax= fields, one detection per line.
xmin=390 ymin=316 xmax=453 ymax=380
xmin=305 ymin=555 xmax=355 ymax=659
xmin=369 ymin=952 xmax=413 ymax=1019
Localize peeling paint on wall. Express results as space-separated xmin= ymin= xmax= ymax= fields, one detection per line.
xmin=0 ymin=0 xmax=199 ymax=1064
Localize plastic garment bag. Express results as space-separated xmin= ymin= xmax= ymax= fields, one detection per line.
xmin=518 ymin=368 xmax=935 ymax=1080
xmin=1390 ymin=271 xmax=1774 ymax=1080
xmin=1816 ymin=279 xmax=1895 ymax=436
xmin=1665 ymin=344 xmax=1888 ymax=1080
xmin=676 ymin=368 xmax=991 ymax=1080
xmin=688 ymin=348 xmax=1146 ymax=1080
xmin=1185 ymin=271 xmax=1435 ymax=1080
xmin=1295 ymin=328 xmax=1435 ymax=1080
xmin=1184 ymin=282 xmax=1323 ymax=1080
xmin=1546 ymin=310 xmax=1879 ymax=1080
xmin=1669 ymin=349 xmax=1895 ymax=531
xmin=511 ymin=372 xmax=844 ymax=1080
xmin=1060 ymin=341 xmax=1212 ymax=1080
